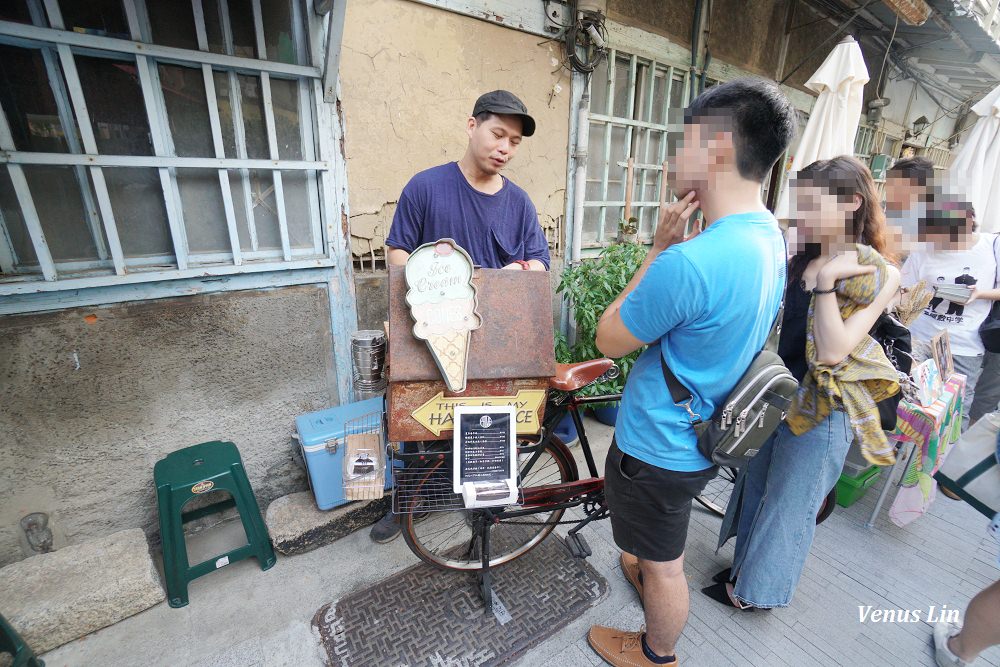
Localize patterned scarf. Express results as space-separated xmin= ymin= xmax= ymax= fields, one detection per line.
xmin=785 ymin=244 xmax=901 ymax=465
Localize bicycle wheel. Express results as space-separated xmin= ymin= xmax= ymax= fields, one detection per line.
xmin=815 ymin=486 xmax=837 ymax=525
xmin=400 ymin=435 xmax=576 ymax=572
xmin=695 ymin=466 xmax=738 ymax=517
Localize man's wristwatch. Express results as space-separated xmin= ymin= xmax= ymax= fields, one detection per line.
xmin=514 ymin=260 xmax=531 ymax=270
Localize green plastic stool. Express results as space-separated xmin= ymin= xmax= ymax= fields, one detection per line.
xmin=0 ymin=613 xmax=44 ymax=667
xmin=154 ymin=441 xmax=276 ymax=608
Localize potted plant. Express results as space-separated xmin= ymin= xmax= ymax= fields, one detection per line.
xmin=618 ymin=217 xmax=639 ymax=244
xmin=557 ymin=240 xmax=647 ymax=425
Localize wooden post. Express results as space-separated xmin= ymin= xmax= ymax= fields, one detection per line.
xmin=624 ymin=157 xmax=634 ymax=223
xmin=659 ymin=160 xmax=669 ymax=208
xmin=656 ymin=161 xmax=669 ymax=234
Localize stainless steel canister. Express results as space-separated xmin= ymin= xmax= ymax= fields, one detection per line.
xmin=351 ymin=330 xmax=387 ymax=400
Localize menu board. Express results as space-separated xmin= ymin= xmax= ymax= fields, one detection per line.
xmin=453 ymin=406 xmax=517 ymax=494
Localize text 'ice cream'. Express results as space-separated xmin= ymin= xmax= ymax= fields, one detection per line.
xmin=404 ymin=239 xmax=482 ymax=392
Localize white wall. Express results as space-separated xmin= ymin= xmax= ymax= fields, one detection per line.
xmin=880 ymin=78 xmax=959 ymax=148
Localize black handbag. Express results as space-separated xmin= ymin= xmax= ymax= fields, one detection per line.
xmin=979 ymin=234 xmax=1000 ymax=353
xmin=870 ymin=312 xmax=912 ymax=431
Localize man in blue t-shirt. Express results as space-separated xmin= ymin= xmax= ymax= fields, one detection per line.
xmin=587 ymin=79 xmax=796 ymax=667
xmin=371 ymin=90 xmax=551 ymax=543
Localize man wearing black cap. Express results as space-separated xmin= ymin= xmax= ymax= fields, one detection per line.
xmin=383 ymin=89 xmax=550 ymax=272
xmin=371 ymin=90 xmax=550 ymax=543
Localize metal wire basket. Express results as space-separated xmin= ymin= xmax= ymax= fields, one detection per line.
xmin=390 ymin=445 xmax=466 ymax=514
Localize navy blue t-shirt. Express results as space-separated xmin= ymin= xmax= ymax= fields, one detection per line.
xmin=386 ymin=162 xmax=550 ymax=269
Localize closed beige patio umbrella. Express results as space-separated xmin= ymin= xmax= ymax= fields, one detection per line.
xmin=949 ymin=83 xmax=1000 ymax=234
xmin=774 ymin=35 xmax=870 ymax=220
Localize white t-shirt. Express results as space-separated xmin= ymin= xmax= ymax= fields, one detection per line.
xmin=885 ymin=202 xmax=925 ymax=240
xmin=901 ymin=234 xmax=999 ymax=356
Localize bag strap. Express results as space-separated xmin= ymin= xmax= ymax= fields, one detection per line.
xmin=992 ymin=234 xmax=999 ymax=289
xmin=659 ymin=301 xmax=784 ymax=425
xmin=660 ymin=232 xmax=787 ymax=425
xmin=955 ymin=454 xmax=999 ymax=487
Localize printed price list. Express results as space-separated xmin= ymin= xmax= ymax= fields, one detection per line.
xmin=459 ymin=413 xmax=511 ymax=483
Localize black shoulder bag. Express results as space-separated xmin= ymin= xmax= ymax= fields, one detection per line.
xmin=869 ymin=312 xmax=912 ymax=431
xmin=660 ymin=301 xmax=798 ymax=468
xmin=979 ymin=234 xmax=1000 ymax=353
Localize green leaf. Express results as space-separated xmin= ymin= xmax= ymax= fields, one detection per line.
xmin=555 ymin=241 xmax=648 ymax=387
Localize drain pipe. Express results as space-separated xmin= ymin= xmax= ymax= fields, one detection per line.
xmin=570 ymin=80 xmax=591 ymax=266
xmin=562 ymin=75 xmax=591 ymax=341
xmin=689 ymin=0 xmax=706 ymax=101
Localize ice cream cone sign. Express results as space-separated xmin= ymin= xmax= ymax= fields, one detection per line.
xmin=404 ymin=239 xmax=483 ymax=393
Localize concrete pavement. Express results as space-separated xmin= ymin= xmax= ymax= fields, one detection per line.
xmin=41 ymin=415 xmax=1000 ymax=667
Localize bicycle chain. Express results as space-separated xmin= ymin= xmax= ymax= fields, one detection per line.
xmin=499 ymin=511 xmax=608 ymax=528
xmin=498 ymin=518 xmax=588 ymax=527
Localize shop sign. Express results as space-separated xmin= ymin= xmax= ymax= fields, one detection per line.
xmin=410 ymin=389 xmax=546 ymax=437
xmin=404 ymin=239 xmax=482 ymax=393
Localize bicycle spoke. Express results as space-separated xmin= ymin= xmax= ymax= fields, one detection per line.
xmin=401 ymin=437 xmax=575 ymax=570
xmin=415 ymin=517 xmax=467 ymax=542
xmin=519 ymin=460 xmax=561 ymax=487
xmin=429 ymin=521 xmax=474 ymax=556
xmin=521 ymin=468 xmax=561 ymax=486
xmin=416 ymin=513 xmax=470 ymax=543
xmin=696 ymin=467 xmax=738 ymax=518
xmin=461 ymin=531 xmax=480 ymax=562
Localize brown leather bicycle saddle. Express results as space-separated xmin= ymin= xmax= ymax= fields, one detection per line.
xmin=548 ymin=359 xmax=615 ymax=392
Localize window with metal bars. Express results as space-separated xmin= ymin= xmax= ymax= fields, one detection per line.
xmin=0 ymin=0 xmax=333 ymax=293
xmin=853 ymin=124 xmax=902 ymax=170
xmin=583 ymin=50 xmax=720 ymax=247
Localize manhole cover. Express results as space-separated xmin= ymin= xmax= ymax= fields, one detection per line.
xmin=312 ymin=535 xmax=608 ymax=666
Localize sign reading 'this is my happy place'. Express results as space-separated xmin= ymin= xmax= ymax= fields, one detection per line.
xmin=404 ymin=239 xmax=482 ymax=393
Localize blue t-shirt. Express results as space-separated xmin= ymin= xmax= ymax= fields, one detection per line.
xmin=386 ymin=162 xmax=550 ymax=269
xmin=616 ymin=212 xmax=786 ymax=472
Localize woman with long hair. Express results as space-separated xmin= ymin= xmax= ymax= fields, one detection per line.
xmin=703 ymin=156 xmax=901 ymax=610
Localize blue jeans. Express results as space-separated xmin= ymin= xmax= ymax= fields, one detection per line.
xmin=730 ymin=411 xmax=852 ymax=608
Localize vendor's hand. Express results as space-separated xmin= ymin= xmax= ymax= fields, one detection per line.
xmin=816 ymin=251 xmax=876 ymax=290
xmin=501 ymin=262 xmax=522 ymax=270
xmin=653 ymin=190 xmax=700 ymax=252
xmin=967 ymin=287 xmax=981 ymax=304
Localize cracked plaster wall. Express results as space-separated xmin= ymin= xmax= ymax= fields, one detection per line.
xmin=0 ymin=287 xmax=337 ymax=566
xmin=339 ymin=0 xmax=570 ymax=261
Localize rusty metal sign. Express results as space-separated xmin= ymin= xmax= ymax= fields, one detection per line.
xmin=387 ymin=262 xmax=556 ymax=442
xmin=388 ymin=378 xmax=548 ymax=442
xmin=387 ymin=266 xmax=555 ymax=382
xmin=404 ymin=239 xmax=482 ymax=393
xmin=411 ymin=389 xmax=546 ymax=437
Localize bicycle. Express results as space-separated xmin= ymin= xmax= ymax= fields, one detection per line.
xmin=391 ymin=359 xmax=618 ymax=604
xmin=391 ymin=359 xmax=836 ymax=605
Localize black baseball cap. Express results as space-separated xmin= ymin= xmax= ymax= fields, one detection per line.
xmin=471 ymin=90 xmax=536 ymax=137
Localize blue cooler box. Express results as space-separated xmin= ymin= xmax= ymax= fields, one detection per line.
xmin=295 ymin=396 xmax=391 ymax=510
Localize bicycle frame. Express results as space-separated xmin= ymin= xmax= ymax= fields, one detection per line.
xmin=466 ymin=389 xmax=623 ymax=607
xmin=505 ymin=390 xmax=622 ymax=510
xmin=394 ymin=380 xmax=624 ymax=608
